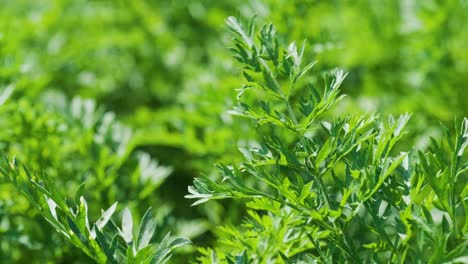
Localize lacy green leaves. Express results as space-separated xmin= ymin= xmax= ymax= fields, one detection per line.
xmin=227 ymin=16 xmax=346 ymax=132
xmin=0 ymin=91 xmax=188 ymax=263
xmin=0 ymin=158 xmax=189 ymax=264
xmin=189 ymin=17 xmax=467 ymax=263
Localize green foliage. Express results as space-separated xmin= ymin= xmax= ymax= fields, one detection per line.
xmin=0 ymin=0 xmax=467 ymax=263
xmin=0 ymin=157 xmax=189 ymax=264
xmin=189 ymin=16 xmax=467 ymax=263
xmin=0 ymin=91 xmax=183 ymax=262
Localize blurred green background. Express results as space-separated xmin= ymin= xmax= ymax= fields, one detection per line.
xmin=0 ymin=0 xmax=467 ymax=262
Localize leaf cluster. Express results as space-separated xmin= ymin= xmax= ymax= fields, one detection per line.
xmin=190 ymin=17 xmax=468 ymax=263
xmin=0 ymin=157 xmax=189 ymax=264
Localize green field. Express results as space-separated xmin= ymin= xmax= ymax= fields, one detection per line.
xmin=0 ymin=1 xmax=467 ymax=263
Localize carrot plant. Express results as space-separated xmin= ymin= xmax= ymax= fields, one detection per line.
xmin=0 ymin=90 xmax=189 ymax=263
xmin=0 ymin=157 xmax=189 ymax=264
xmin=188 ymin=16 xmax=467 ymax=263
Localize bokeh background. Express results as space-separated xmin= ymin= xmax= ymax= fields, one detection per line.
xmin=0 ymin=0 xmax=467 ymax=262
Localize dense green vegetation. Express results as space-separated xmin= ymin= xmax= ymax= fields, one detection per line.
xmin=0 ymin=1 xmax=467 ymax=263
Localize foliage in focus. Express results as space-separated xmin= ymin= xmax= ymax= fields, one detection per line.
xmin=189 ymin=16 xmax=468 ymax=263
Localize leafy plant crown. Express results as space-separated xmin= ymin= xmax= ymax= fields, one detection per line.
xmin=188 ymin=16 xmax=468 ymax=263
